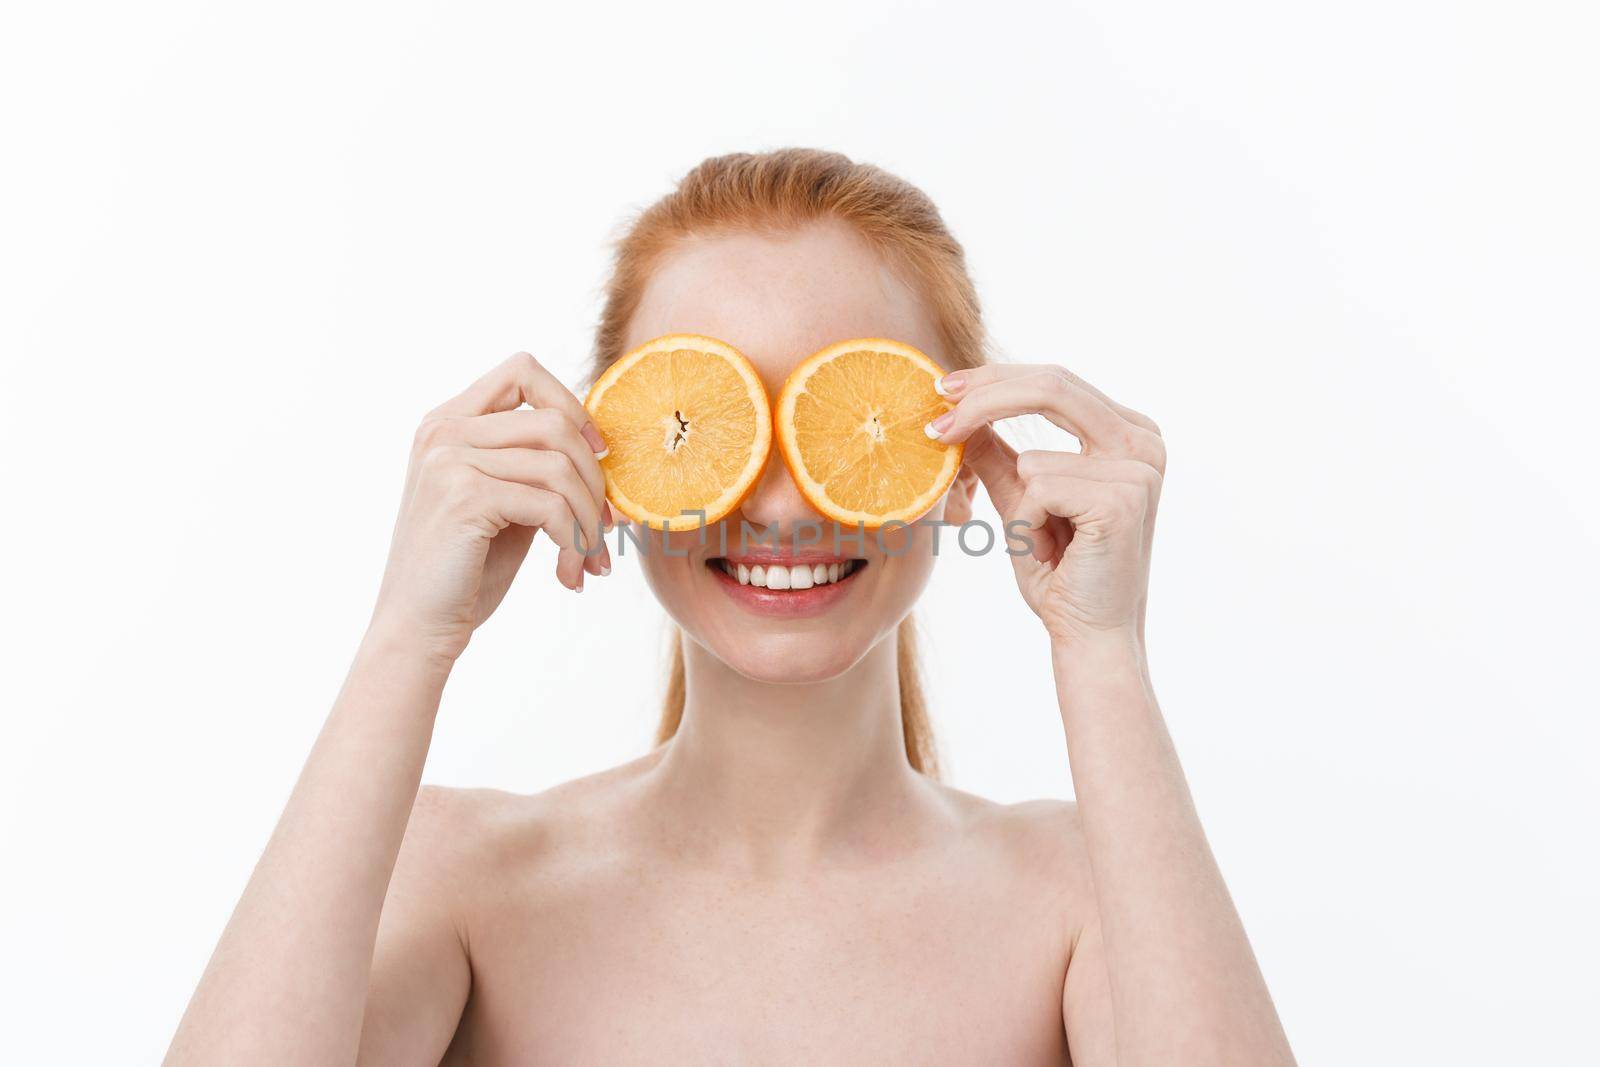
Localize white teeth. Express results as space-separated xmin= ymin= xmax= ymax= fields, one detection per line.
xmin=727 ymin=561 xmax=859 ymax=590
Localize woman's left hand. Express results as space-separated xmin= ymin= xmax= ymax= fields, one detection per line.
xmin=928 ymin=364 xmax=1165 ymax=647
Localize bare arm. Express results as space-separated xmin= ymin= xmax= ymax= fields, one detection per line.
xmin=164 ymin=353 xmax=611 ymax=1065
xmin=164 ymin=629 xmax=463 ymax=1064
xmin=938 ymin=364 xmax=1293 ymax=1065
xmin=1054 ymin=635 xmax=1291 ymax=1064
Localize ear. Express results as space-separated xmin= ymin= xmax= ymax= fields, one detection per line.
xmin=942 ymin=462 xmax=981 ymax=526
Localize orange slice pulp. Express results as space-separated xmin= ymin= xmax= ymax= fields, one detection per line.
xmin=585 ymin=334 xmax=772 ymax=530
xmin=775 ymin=338 xmax=962 ymax=528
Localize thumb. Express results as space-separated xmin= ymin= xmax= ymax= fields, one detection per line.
xmin=963 ymin=426 xmax=1061 ymax=565
xmin=962 ymin=425 xmax=1025 ymax=517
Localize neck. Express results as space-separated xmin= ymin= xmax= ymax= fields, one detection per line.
xmin=648 ymin=631 xmax=925 ymax=870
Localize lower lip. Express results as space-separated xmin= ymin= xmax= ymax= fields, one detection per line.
xmin=709 ymin=563 xmax=862 ymax=618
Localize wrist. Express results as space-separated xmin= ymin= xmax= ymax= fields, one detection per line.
xmin=1049 ymin=625 xmax=1142 ymax=665
xmin=358 ymin=613 xmax=462 ymax=683
xmin=1049 ymin=627 xmax=1150 ymax=696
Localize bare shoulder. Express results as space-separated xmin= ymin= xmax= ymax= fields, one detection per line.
xmin=923 ymin=780 xmax=1097 ymax=904
xmin=399 ymin=753 xmax=662 ymax=888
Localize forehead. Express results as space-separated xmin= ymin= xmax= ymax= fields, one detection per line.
xmin=623 ymin=219 xmax=947 ymax=390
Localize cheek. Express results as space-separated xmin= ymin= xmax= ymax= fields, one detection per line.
xmin=871 ymin=524 xmax=940 ymax=615
xmin=635 ymin=529 xmax=701 ymax=608
xmin=872 ymin=494 xmax=950 ymax=597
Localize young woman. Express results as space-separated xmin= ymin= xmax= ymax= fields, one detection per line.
xmin=166 ymin=149 xmax=1295 ymax=1065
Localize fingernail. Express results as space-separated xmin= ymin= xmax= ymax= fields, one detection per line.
xmin=582 ymin=421 xmax=609 ymax=459
xmin=601 ymin=501 xmax=615 ymax=529
xmin=934 ymin=373 xmax=965 ymax=397
xmin=600 ymin=543 xmax=612 ymax=576
xmin=575 ymin=573 xmax=585 ymax=593
xmin=925 ymin=411 xmax=955 ymax=439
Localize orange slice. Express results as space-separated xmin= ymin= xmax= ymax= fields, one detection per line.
xmin=776 ymin=338 xmax=962 ymax=528
xmin=585 ymin=334 xmax=771 ymax=530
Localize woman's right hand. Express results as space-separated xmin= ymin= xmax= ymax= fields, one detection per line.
xmin=371 ymin=352 xmax=612 ymax=664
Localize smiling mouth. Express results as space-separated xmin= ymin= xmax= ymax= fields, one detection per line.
xmin=706 ymin=558 xmax=867 ymax=590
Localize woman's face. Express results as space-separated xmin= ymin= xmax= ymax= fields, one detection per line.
xmin=622 ymin=219 xmax=974 ymax=685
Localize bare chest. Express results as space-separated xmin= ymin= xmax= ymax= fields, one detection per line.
xmin=446 ymin=864 xmax=1073 ymax=1066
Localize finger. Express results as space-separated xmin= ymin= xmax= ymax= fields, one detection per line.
xmin=432 ymin=352 xmax=609 ymax=455
xmin=1013 ymin=474 xmax=1148 ymax=541
xmin=462 ymin=447 xmax=606 ymax=560
xmin=936 ymin=362 xmax=1160 ymax=435
xmin=555 ymin=547 xmax=587 ymax=591
xmin=962 ymin=426 xmax=1064 ymax=564
xmin=475 ymin=475 xmax=584 ymax=555
xmin=416 ymin=408 xmax=607 ymax=521
xmin=1015 ymin=450 xmax=1162 ymax=492
xmin=928 ymin=371 xmax=1135 ymax=457
xmin=1016 ymin=450 xmax=1161 ymax=557
xmin=961 ymin=424 xmax=1025 ymax=516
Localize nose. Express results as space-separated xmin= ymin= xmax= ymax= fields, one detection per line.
xmin=736 ymin=448 xmax=824 ymax=534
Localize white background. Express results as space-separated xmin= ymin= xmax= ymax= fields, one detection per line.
xmin=3 ymin=1 xmax=1596 ymax=1062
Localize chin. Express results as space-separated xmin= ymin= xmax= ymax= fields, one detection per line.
xmin=644 ymin=549 xmax=924 ymax=687
xmin=693 ymin=624 xmax=876 ymax=686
